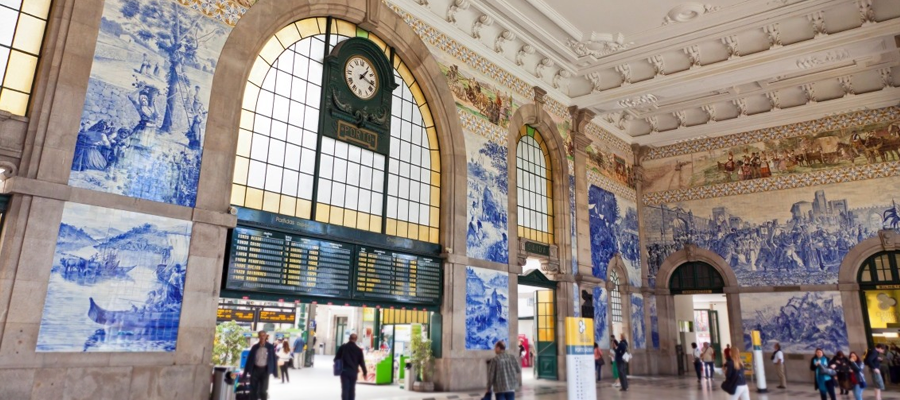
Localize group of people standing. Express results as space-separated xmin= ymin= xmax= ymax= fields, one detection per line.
xmin=808 ymin=344 xmax=890 ymax=400
xmin=590 ymin=334 xmax=632 ymax=391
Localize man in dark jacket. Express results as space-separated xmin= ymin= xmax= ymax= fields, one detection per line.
xmin=865 ymin=344 xmax=886 ymax=398
xmin=335 ymin=333 xmax=367 ymax=400
xmin=614 ymin=333 xmax=629 ymax=391
xmin=245 ymin=330 xmax=277 ymax=400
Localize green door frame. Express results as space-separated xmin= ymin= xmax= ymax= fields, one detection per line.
xmin=521 ymin=269 xmax=557 ymax=380
xmin=857 ymin=251 xmax=900 ymax=349
xmin=334 ymin=316 xmax=348 ymax=354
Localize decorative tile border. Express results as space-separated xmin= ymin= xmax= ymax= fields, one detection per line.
xmin=646 ymin=106 xmax=900 ymax=161
xmin=587 ymin=123 xmax=633 ymax=157
xmin=178 ymin=0 xmax=254 ymax=26
xmin=458 ymin=108 xmax=507 ymax=144
xmin=642 ymin=161 xmax=900 ymax=205
xmin=588 ymin=170 xmax=637 ymax=202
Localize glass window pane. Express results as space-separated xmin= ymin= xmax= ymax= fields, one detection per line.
xmin=317 ymin=179 xmax=332 ymax=203
xmin=298 ymin=173 xmax=314 ymax=200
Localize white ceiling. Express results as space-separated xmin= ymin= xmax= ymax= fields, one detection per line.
xmin=393 ymin=0 xmax=900 ymax=146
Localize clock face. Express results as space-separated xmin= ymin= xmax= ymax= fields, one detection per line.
xmin=344 ymin=56 xmax=378 ymax=100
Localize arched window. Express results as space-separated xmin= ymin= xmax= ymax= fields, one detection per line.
xmin=610 ymin=268 xmax=623 ymax=323
xmin=0 ymin=0 xmax=51 ymax=115
xmin=516 ymin=125 xmax=553 ymax=244
xmin=231 ymin=18 xmax=440 ymax=243
xmin=858 ymin=251 xmax=900 ymax=284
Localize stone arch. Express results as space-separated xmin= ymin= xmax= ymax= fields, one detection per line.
xmin=656 ymin=244 xmax=739 ymax=289
xmin=607 ymin=254 xmax=629 ymax=292
xmin=838 ymin=230 xmax=900 ymax=284
xmin=196 ymin=0 xmax=467 ymax=252
xmin=507 ymin=99 xmax=571 ymax=270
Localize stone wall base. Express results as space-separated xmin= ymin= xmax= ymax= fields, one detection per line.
xmin=0 ymin=365 xmax=210 ymax=400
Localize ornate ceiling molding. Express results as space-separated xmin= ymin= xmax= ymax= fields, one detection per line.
xmin=662 ymin=2 xmax=721 ymax=26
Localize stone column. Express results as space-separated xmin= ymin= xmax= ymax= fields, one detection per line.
xmin=654 ymin=289 xmax=679 ymax=375
xmin=567 ymin=107 xmax=595 ymax=279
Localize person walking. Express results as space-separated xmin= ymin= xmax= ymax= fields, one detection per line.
xmin=244 ymin=331 xmax=277 ymax=400
xmin=291 ymin=334 xmax=306 ymax=369
xmin=277 ymin=342 xmax=292 ymax=383
xmin=813 ymin=348 xmax=837 ymax=400
xmin=610 ymin=336 xmax=620 ymax=388
xmin=724 ymin=344 xmax=732 ymax=360
xmin=486 ymin=341 xmax=521 ymax=400
xmin=865 ymin=344 xmax=887 ymax=400
xmin=849 ymin=351 xmax=866 ymax=400
xmin=831 ymin=351 xmax=850 ymax=395
xmin=701 ymin=342 xmax=716 ymax=380
xmin=692 ymin=342 xmax=703 ymax=382
xmin=614 ymin=334 xmax=629 ymax=392
xmin=335 ymin=333 xmax=367 ymax=400
xmin=772 ymin=343 xmax=787 ymax=389
xmin=593 ymin=342 xmax=605 ymax=382
xmin=722 ymin=348 xmax=750 ymax=400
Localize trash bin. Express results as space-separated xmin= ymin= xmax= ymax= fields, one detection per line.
xmin=403 ymin=361 xmax=414 ymax=391
xmin=212 ymin=366 xmax=235 ymax=400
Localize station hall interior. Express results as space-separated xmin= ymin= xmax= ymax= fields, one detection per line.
xmin=0 ymin=0 xmax=899 ymax=399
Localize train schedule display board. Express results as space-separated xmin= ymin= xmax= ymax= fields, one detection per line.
xmin=225 ymin=226 xmax=353 ymax=297
xmin=224 ymin=225 xmax=442 ymax=306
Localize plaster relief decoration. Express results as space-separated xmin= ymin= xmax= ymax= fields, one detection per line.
xmin=593 ymin=286 xmax=609 ymax=349
xmin=644 ymin=175 xmax=900 ymax=287
xmin=740 ymin=291 xmax=848 ymax=354
xmin=37 ymin=203 xmax=191 ymax=352
xmin=567 ymin=32 xmax=630 ymax=59
xmin=466 ymin=266 xmax=510 ymax=350
xmin=662 ymin=3 xmax=721 ymax=25
xmin=466 ymin=130 xmax=510 ymax=264
xmin=69 ymin=0 xmax=230 ymax=207
xmin=642 ymin=116 xmax=900 ymax=193
xmin=631 ymin=294 xmax=646 ymax=349
xmin=797 ymin=50 xmax=851 ymax=70
xmin=648 ymin=295 xmax=659 ymax=349
xmin=588 ymin=185 xmax=641 ymax=286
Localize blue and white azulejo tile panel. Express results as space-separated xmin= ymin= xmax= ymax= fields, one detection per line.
xmin=37 ymin=202 xmax=192 ymax=352
xmin=69 ymin=0 xmax=230 ymax=207
xmin=588 ymin=185 xmax=641 ymax=286
xmin=593 ymin=286 xmax=609 ymax=349
xmin=465 ymin=266 xmax=509 ymax=350
xmin=740 ymin=291 xmax=849 ymax=355
xmin=465 ymin=130 xmax=509 ymax=264
xmin=630 ymin=294 xmax=645 ymax=350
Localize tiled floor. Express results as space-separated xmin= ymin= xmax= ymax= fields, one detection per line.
xmin=265 ymin=357 xmax=900 ymax=399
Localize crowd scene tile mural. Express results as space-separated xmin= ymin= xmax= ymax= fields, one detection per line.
xmin=630 ymin=294 xmax=646 ymax=350
xmin=649 ymin=295 xmax=659 ymax=349
xmin=69 ymin=0 xmax=230 ymax=207
xmin=37 ymin=202 xmax=192 ymax=352
xmin=466 ymin=130 xmax=509 ymax=264
xmin=740 ymin=291 xmax=849 ymax=354
xmin=588 ymin=185 xmax=641 ymax=286
xmin=465 ymin=266 xmax=509 ymax=350
xmin=593 ymin=286 xmax=609 ymax=349
xmin=644 ymin=175 xmax=900 ymax=287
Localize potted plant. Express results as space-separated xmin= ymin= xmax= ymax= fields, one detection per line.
xmin=410 ymin=329 xmax=435 ymax=392
xmin=212 ymin=321 xmax=249 ymax=367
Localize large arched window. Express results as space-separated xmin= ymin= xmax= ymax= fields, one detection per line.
xmin=516 ymin=125 xmax=553 ymax=244
xmin=610 ymin=268 xmax=623 ymax=323
xmin=0 ymin=0 xmax=51 ymax=115
xmin=231 ymin=18 xmax=440 ymax=244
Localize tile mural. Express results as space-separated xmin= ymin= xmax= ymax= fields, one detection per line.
xmin=631 ymin=294 xmax=646 ymax=350
xmin=588 ymin=185 xmax=641 ymax=286
xmin=643 ymin=117 xmax=900 ymax=194
xmin=593 ymin=286 xmax=609 ymax=349
xmin=644 ymin=175 xmax=900 ymax=287
xmin=570 ymin=175 xmax=578 ymax=275
xmin=441 ymin=62 xmax=519 ymax=129
xmin=37 ymin=203 xmax=192 ymax=352
xmin=740 ymin=291 xmax=849 ymax=355
xmin=465 ymin=266 xmax=509 ymax=350
xmin=69 ymin=0 xmax=230 ymax=207
xmin=466 ymin=130 xmax=509 ymax=264
xmin=649 ymin=295 xmax=659 ymax=349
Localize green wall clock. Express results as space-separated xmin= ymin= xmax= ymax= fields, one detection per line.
xmin=319 ymin=37 xmax=398 ymax=155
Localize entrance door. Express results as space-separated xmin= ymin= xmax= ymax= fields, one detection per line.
xmin=708 ymin=310 xmax=722 ymax=366
xmin=533 ymin=289 xmax=557 ymax=379
xmin=334 ymin=316 xmax=348 ymax=354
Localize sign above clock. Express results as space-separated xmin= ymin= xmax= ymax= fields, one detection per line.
xmin=319 ymin=37 xmax=398 ymax=155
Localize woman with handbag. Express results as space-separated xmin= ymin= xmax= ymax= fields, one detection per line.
xmin=831 ymin=351 xmax=851 ymax=395
xmin=593 ymin=343 xmax=605 ymax=382
xmin=721 ymin=347 xmax=749 ymax=400
xmin=277 ymin=342 xmax=292 ymax=383
xmin=813 ymin=348 xmax=837 ymax=400
xmin=848 ymin=351 xmax=866 ymax=400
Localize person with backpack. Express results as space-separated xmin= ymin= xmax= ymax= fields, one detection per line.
xmin=812 ymin=348 xmax=837 ymax=400
xmin=614 ymin=333 xmax=630 ymax=392
xmin=722 ymin=348 xmax=749 ymax=400
xmin=848 ymin=351 xmax=866 ymax=400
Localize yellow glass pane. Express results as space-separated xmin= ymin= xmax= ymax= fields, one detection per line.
xmin=230 ymin=184 xmax=246 ymax=206
xmin=392 ymin=55 xmax=401 ymax=69
xmin=12 ymin=15 xmax=45 ymax=55
xmin=240 ymin=110 xmax=255 ymax=130
xmin=368 ymin=33 xmax=388 ymax=54
xmin=409 ymin=82 xmax=426 ymax=108
xmin=431 ymin=171 xmax=440 ymax=187
xmin=396 ymin=61 xmax=414 ymax=86
xmin=343 ymin=209 xmax=358 ymax=229
xmin=275 ymin=24 xmax=302 ymax=49
xmin=262 ymin=191 xmax=280 ymax=212
xmin=233 ymin=156 xmax=249 ymax=184
xmin=429 ymin=149 xmax=441 ymax=171
xmin=315 ymin=203 xmax=330 ymax=222
xmin=236 ymin=129 xmax=252 ymax=157
xmin=329 ymin=206 xmax=344 ymax=225
xmin=245 ymin=187 xmax=264 ymax=210
xmin=242 ymin=84 xmax=260 ymax=111
xmin=370 ymin=216 xmax=382 ymax=232
xmin=296 ymin=199 xmax=312 ymax=219
xmin=397 ymin=221 xmax=408 ymax=238
xmin=517 ymin=226 xmax=523 ymax=237
xmin=0 ymin=89 xmax=28 ymax=116
xmin=419 ymin=104 xmax=434 ymax=128
xmin=248 ymin=58 xmax=269 ymax=87
xmin=334 ymin=19 xmax=357 ymax=37
xmin=419 ymin=225 xmax=430 ymax=241
xmin=259 ymin=36 xmax=285 ymax=65
xmin=357 ymin=213 xmax=370 ymax=231
xmin=538 ymin=290 xmax=552 ymax=302
xmin=280 ymin=195 xmax=297 ymax=217
xmin=386 ymin=218 xmax=397 ymax=235
xmin=429 ymin=228 xmax=439 ymax=243
xmin=429 ymin=206 xmax=439 ymax=227
xmin=22 ymin=0 xmax=51 ymax=18
xmin=4 ymin=51 xmax=37 ymax=93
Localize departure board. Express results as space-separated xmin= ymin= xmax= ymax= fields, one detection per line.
xmin=355 ymin=247 xmax=442 ymax=304
xmin=216 ymin=307 xmax=255 ymax=322
xmin=258 ymin=310 xmax=296 ymax=323
xmin=226 ymin=227 xmax=352 ymax=297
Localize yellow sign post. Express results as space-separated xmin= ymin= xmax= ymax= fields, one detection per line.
xmin=565 ymin=317 xmax=596 ymax=400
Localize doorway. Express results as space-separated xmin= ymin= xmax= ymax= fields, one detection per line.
xmin=857 ymin=251 xmax=900 ymax=348
xmin=669 ymin=261 xmax=730 ymax=374
xmin=518 ymin=265 xmax=558 ymax=380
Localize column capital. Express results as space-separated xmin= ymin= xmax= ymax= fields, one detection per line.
xmin=567 ymin=106 xmax=596 ymax=135
xmin=532 ymin=86 xmax=547 ymax=106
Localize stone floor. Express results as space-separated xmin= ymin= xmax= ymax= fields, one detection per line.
xmin=263 ymin=356 xmax=900 ymax=400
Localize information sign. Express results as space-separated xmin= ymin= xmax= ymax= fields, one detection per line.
xmin=565 ymin=317 xmax=596 ymax=400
